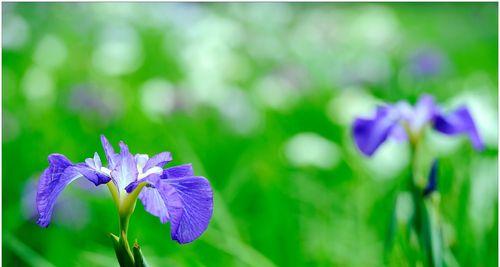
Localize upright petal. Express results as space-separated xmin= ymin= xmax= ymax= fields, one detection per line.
xmin=144 ymin=152 xmax=172 ymax=171
xmin=352 ymin=105 xmax=401 ymax=156
xmin=410 ymin=94 xmax=437 ymax=132
xmin=390 ymin=125 xmax=408 ymax=142
xmin=101 ymin=135 xmax=118 ymax=169
xmin=135 ymin=154 xmax=149 ymax=172
xmin=156 ymin=176 xmax=214 ymax=244
xmin=433 ymin=106 xmax=484 ymax=151
xmin=36 ymin=154 xmax=110 ymax=227
xmin=111 ymin=142 xmax=139 ymax=191
xmin=93 ymin=152 xmax=102 ymax=169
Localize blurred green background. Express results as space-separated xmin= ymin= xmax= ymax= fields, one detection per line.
xmin=2 ymin=3 xmax=498 ymax=266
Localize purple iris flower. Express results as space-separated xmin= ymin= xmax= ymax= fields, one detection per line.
xmin=36 ymin=135 xmax=214 ymax=244
xmin=409 ymin=49 xmax=445 ymax=78
xmin=352 ymin=94 xmax=484 ymax=156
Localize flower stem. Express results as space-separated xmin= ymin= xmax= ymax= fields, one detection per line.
xmin=108 ymin=182 xmax=150 ymax=267
xmin=409 ymin=140 xmax=442 ymax=267
xmin=109 ymin=230 xmax=134 ymax=267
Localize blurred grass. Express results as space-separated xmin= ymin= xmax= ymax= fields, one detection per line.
xmin=2 ymin=2 xmax=498 ymax=266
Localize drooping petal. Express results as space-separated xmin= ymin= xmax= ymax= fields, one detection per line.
xmin=128 ymin=164 xmax=195 ymax=223
xmin=101 ymin=135 xmax=118 ymax=169
xmin=156 ymin=176 xmax=214 ymax=244
xmin=433 ymin=106 xmax=484 ymax=151
xmin=352 ymin=105 xmax=401 ymax=156
xmin=144 ymin=152 xmax=172 ymax=171
xmin=36 ymin=154 xmax=110 ymax=227
xmin=138 ymin=186 xmax=170 ymax=223
xmin=163 ymin=164 xmax=194 ymax=179
xmin=111 ymin=142 xmax=139 ymax=192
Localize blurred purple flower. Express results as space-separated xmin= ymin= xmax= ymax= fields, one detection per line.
xmin=352 ymin=94 xmax=484 ymax=156
xmin=67 ymin=85 xmax=123 ymax=124
xmin=409 ymin=49 xmax=445 ymax=77
xmin=36 ymin=135 xmax=213 ymax=244
xmin=23 ymin=178 xmax=90 ymax=229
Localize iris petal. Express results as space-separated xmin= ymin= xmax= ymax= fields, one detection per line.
xmin=124 ymin=163 xmax=191 ymax=193
xmin=156 ymin=176 xmax=213 ymax=244
xmin=144 ymin=152 xmax=172 ymax=171
xmin=36 ymin=154 xmax=110 ymax=227
xmin=72 ymin=164 xmax=111 ymax=185
xmin=352 ymin=106 xmax=401 ymax=156
xmin=124 ymin=173 xmax=160 ymax=193
xmin=128 ymin=163 xmax=212 ymax=243
xmin=433 ymin=106 xmax=484 ymax=151
xmin=164 ymin=164 xmax=194 ymax=179
xmin=111 ymin=142 xmax=139 ymax=192
xmin=125 ymin=164 xmax=194 ymax=216
xmin=410 ymin=94 xmax=437 ymax=132
xmin=138 ymin=186 xmax=170 ymax=223
xmin=100 ymin=135 xmax=118 ymax=169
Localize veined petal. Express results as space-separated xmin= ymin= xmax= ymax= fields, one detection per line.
xmin=138 ymin=186 xmax=170 ymax=223
xmin=125 ymin=172 xmax=166 ymax=225
xmin=128 ymin=162 xmax=213 ymax=243
xmin=111 ymin=142 xmax=139 ymax=192
xmin=36 ymin=154 xmax=110 ymax=227
xmin=101 ymin=135 xmax=118 ymax=169
xmin=127 ymin=164 xmax=194 ymax=225
xmin=352 ymin=105 xmax=401 ymax=156
xmin=163 ymin=164 xmax=194 ymax=179
xmin=433 ymin=106 xmax=484 ymax=151
xmin=156 ymin=176 xmax=214 ymax=244
xmin=144 ymin=152 xmax=172 ymax=171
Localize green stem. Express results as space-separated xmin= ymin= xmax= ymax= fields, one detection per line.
xmin=119 ymin=213 xmax=135 ymax=267
xmin=108 ymin=182 xmax=147 ymax=267
xmin=409 ymin=139 xmax=442 ymax=267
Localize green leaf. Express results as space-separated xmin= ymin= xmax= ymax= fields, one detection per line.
xmin=3 ymin=232 xmax=55 ymax=267
xmin=423 ymin=199 xmax=444 ymax=267
xmin=132 ymin=241 xmax=149 ymax=267
xmin=109 ymin=232 xmax=135 ymax=267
